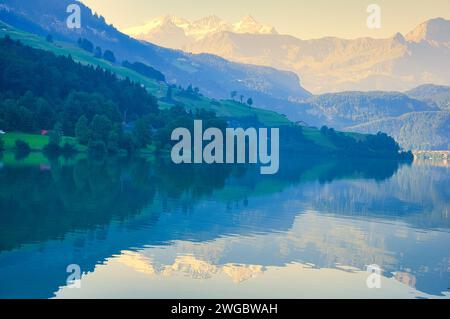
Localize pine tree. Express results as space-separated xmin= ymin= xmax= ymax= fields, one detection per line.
xmin=75 ymin=116 xmax=90 ymax=145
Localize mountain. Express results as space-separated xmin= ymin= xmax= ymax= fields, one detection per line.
xmin=124 ymin=14 xmax=277 ymax=46
xmin=124 ymin=15 xmax=193 ymax=49
xmin=405 ymin=17 xmax=450 ymax=44
xmin=0 ymin=0 xmax=310 ymax=105
xmin=406 ymin=84 xmax=450 ymax=110
xmin=347 ymin=111 xmax=450 ymax=151
xmin=128 ymin=15 xmax=450 ymax=94
xmin=232 ymin=15 xmax=277 ymax=35
xmin=298 ymin=91 xmax=437 ymax=128
xmin=283 ymin=89 xmax=449 ymax=150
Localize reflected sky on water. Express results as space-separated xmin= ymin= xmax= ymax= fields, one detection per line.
xmin=0 ymin=155 xmax=448 ymax=298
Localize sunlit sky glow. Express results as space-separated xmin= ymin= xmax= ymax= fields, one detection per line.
xmin=80 ymin=0 xmax=450 ymax=39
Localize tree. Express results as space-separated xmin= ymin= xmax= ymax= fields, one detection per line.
xmin=122 ymin=60 xmax=166 ymax=82
xmin=15 ymin=139 xmax=31 ymax=160
xmin=34 ymin=98 xmax=54 ymax=130
xmin=91 ymin=115 xmax=112 ymax=142
xmin=88 ymin=140 xmax=107 ymax=158
xmin=49 ymin=122 xmax=63 ymax=146
xmin=15 ymin=140 xmax=30 ymax=153
xmin=0 ymin=136 xmax=4 ymax=152
xmin=165 ymin=85 xmax=173 ymax=102
xmin=46 ymin=34 xmax=53 ymax=43
xmin=75 ymin=115 xmax=90 ymax=145
xmin=246 ymin=97 xmax=253 ymax=107
xmin=94 ymin=46 xmax=102 ymax=58
xmin=77 ymin=38 xmax=94 ymax=53
xmin=133 ymin=118 xmax=152 ymax=148
xmin=103 ymin=50 xmax=116 ymax=63
xmin=61 ymin=142 xmax=77 ymax=155
xmin=230 ymin=91 xmax=237 ymax=101
xmin=107 ymin=129 xmax=120 ymax=153
xmin=119 ymin=132 xmax=136 ymax=154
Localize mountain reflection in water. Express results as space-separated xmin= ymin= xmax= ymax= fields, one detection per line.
xmin=0 ymin=154 xmax=448 ymax=298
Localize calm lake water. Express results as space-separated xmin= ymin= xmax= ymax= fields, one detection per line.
xmin=0 ymin=153 xmax=448 ymax=299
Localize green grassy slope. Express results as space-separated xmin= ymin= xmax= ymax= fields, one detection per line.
xmin=0 ymin=22 xmax=165 ymax=97
xmin=170 ymin=95 xmax=291 ymax=127
xmin=2 ymin=133 xmax=86 ymax=152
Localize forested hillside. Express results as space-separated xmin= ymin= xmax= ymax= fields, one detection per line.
xmin=406 ymin=84 xmax=450 ymax=110
xmin=293 ymin=90 xmax=449 ymax=150
xmin=0 ymin=36 xmax=225 ymax=155
xmin=0 ymin=36 xmax=412 ymax=160
xmin=300 ymin=91 xmax=436 ymax=128
xmin=347 ymin=111 xmax=450 ymax=150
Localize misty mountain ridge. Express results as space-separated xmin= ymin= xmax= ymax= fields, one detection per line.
xmin=405 ymin=17 xmax=450 ymax=44
xmin=124 ymin=14 xmax=277 ymax=47
xmin=295 ymin=86 xmax=450 ymax=150
xmin=406 ymin=83 xmax=450 ymax=110
xmin=126 ymin=15 xmax=450 ymax=94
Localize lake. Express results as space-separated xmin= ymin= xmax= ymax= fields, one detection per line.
xmin=0 ymin=153 xmax=448 ymax=299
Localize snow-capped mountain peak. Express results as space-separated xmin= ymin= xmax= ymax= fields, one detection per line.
xmin=124 ymin=15 xmax=450 ymax=94
xmin=188 ymin=15 xmax=230 ymax=39
xmin=124 ymin=15 xmax=277 ymax=41
xmin=192 ymin=15 xmax=225 ymax=28
xmin=233 ymin=15 xmax=278 ymax=35
xmin=124 ymin=15 xmax=190 ymax=37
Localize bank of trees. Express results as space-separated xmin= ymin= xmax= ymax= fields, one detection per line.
xmin=230 ymin=91 xmax=253 ymax=107
xmin=122 ymin=61 xmax=165 ymax=82
xmin=0 ymin=36 xmax=225 ymax=156
xmin=77 ymin=37 xmax=116 ymax=64
xmin=320 ymin=125 xmax=413 ymax=159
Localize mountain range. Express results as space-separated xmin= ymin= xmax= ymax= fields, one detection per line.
xmin=0 ymin=0 xmax=448 ymax=150
xmin=0 ymin=0 xmax=310 ymax=104
xmin=124 ymin=15 xmax=277 ymax=48
xmin=125 ymin=15 xmax=450 ymax=94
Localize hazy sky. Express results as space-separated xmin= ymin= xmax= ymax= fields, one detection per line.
xmin=80 ymin=0 xmax=450 ymax=39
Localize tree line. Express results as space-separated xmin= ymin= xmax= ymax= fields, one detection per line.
xmin=0 ymin=36 xmax=225 ymax=156
xmin=77 ymin=37 xmax=116 ymax=63
xmin=230 ymin=91 xmax=253 ymax=107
